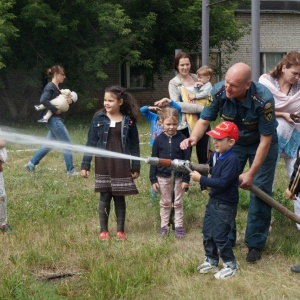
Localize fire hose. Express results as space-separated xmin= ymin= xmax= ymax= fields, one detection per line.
xmin=145 ymin=157 xmax=300 ymax=225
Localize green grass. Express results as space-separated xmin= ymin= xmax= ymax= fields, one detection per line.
xmin=1 ymin=118 xmax=300 ymax=299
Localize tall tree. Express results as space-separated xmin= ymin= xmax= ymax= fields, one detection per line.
xmin=0 ymin=0 xmax=249 ymax=118
xmin=0 ymin=0 xmax=19 ymax=118
xmin=0 ymin=0 xmax=18 ymax=69
xmin=119 ymin=0 xmax=249 ymax=76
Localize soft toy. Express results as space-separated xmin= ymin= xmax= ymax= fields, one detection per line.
xmin=34 ymin=89 xmax=78 ymax=123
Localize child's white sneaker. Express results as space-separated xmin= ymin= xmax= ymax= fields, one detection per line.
xmin=197 ymin=259 xmax=219 ymax=274
xmin=214 ymin=264 xmax=238 ymax=280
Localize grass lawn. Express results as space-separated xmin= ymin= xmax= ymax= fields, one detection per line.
xmin=1 ymin=117 xmax=300 ymax=299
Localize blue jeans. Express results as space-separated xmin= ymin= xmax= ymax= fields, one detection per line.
xmin=30 ymin=117 xmax=74 ymax=173
xmin=203 ymin=198 xmax=237 ymax=266
xmin=233 ymin=141 xmax=278 ymax=250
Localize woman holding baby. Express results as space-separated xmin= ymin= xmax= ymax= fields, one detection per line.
xmin=168 ymin=52 xmax=210 ymax=191
xmin=25 ymin=65 xmax=79 ymax=175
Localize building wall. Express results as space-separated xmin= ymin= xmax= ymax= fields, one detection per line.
xmin=101 ymin=64 xmax=173 ymax=107
xmin=225 ymin=12 xmax=300 ymax=70
xmin=126 ymin=72 xmax=172 ymax=107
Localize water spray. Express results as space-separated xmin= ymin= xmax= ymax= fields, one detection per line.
xmin=0 ymin=129 xmax=146 ymax=162
xmin=1 ymin=127 xmax=299 ymax=225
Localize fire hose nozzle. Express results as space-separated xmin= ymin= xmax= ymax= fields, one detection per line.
xmin=145 ymin=157 xmax=189 ymax=171
xmin=170 ymin=159 xmax=193 ymax=173
xmin=145 ymin=157 xmax=210 ymax=176
xmin=145 ymin=157 xmax=160 ymax=166
xmin=145 ymin=157 xmax=173 ymax=167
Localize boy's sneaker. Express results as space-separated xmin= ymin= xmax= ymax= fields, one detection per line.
xmin=159 ymin=226 xmax=168 ymax=238
xmin=175 ymin=227 xmax=185 ymax=238
xmin=0 ymin=224 xmax=12 ymax=234
xmin=38 ymin=118 xmax=48 ymax=123
xmin=99 ymin=231 xmax=109 ymax=241
xmin=25 ymin=162 xmax=35 ymax=172
xmin=214 ymin=264 xmax=238 ymax=280
xmin=197 ymin=259 xmax=219 ymax=274
xmin=34 ymin=105 xmax=40 ymax=111
xmin=117 ymin=231 xmax=127 ymax=240
xmin=177 ymin=122 xmax=188 ymax=130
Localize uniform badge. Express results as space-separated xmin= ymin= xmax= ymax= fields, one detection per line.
xmin=206 ymin=93 xmax=213 ymax=107
xmin=264 ymin=103 xmax=273 ymax=121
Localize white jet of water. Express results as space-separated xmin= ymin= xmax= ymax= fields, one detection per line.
xmin=0 ymin=128 xmax=146 ymax=162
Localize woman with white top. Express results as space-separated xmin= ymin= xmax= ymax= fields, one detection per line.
xmin=169 ymin=52 xmax=210 ymax=191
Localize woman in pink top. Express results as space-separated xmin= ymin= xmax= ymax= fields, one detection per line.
xmin=259 ymin=51 xmax=300 ymax=229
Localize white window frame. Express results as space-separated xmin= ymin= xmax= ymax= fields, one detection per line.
xmin=260 ymin=52 xmax=286 ymax=75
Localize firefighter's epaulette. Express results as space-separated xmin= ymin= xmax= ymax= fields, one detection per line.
xmin=214 ymin=86 xmax=225 ymax=100
xmin=251 ymin=93 xmax=266 ymax=107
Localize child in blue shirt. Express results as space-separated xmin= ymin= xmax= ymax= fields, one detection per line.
xmin=140 ymin=98 xmax=181 ymax=146
xmin=190 ymin=121 xmax=240 ymax=280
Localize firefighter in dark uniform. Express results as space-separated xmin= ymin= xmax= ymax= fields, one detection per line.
xmin=181 ymin=62 xmax=278 ymax=263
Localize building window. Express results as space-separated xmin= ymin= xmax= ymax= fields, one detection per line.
xmin=121 ymin=63 xmax=152 ymax=89
xmin=260 ymin=52 xmax=286 ymax=74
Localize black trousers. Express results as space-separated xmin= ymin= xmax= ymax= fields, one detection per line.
xmin=98 ymin=192 xmax=126 ymax=233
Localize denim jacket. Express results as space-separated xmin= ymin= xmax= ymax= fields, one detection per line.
xmin=81 ymin=111 xmax=140 ymax=172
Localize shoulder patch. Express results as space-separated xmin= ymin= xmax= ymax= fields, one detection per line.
xmin=264 ymin=102 xmax=273 ymax=121
xmin=206 ymin=85 xmax=225 ymax=107
xmin=251 ymin=93 xmax=274 ymax=120
xmin=206 ymin=93 xmax=213 ymax=107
